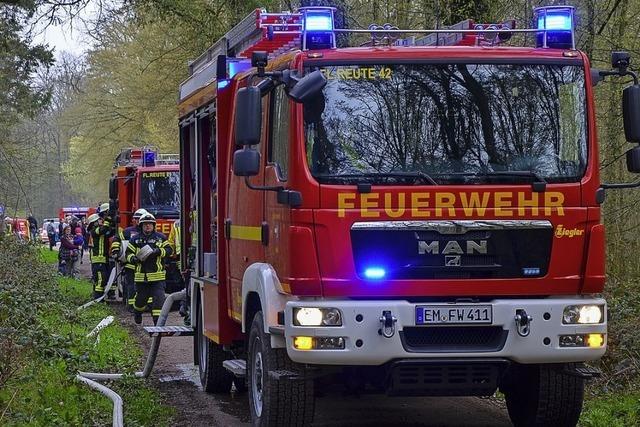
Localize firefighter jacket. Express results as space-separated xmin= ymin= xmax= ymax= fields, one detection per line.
xmin=168 ymin=220 xmax=181 ymax=256
xmin=90 ymin=220 xmax=113 ymax=264
xmin=111 ymin=225 xmax=140 ymax=270
xmin=125 ymin=231 xmax=173 ymax=282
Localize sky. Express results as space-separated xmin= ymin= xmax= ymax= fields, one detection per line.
xmin=31 ymin=3 xmax=101 ymax=58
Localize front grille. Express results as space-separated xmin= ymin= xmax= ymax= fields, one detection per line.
xmin=350 ymin=221 xmax=553 ymax=280
xmin=388 ymin=361 xmax=504 ymax=396
xmin=400 ymin=326 xmax=507 ymax=352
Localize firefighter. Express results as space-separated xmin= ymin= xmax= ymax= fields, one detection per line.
xmin=167 ymin=219 xmax=188 ymax=320
xmin=126 ymin=213 xmax=172 ymax=325
xmin=87 ymin=213 xmax=114 ymax=299
xmin=110 ymin=208 xmax=147 ymax=311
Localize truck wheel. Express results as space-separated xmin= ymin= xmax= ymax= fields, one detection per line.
xmin=504 ymin=363 xmax=584 ymax=427
xmin=247 ymin=311 xmax=314 ymax=426
xmin=196 ymin=298 xmax=233 ymax=393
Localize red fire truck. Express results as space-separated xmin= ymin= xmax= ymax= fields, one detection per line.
xmin=58 ymin=206 xmax=95 ymax=221
xmin=109 ymin=147 xmax=182 ymax=292
xmin=174 ymin=6 xmax=640 ymax=426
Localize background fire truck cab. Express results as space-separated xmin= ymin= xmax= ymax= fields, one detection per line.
xmin=109 ymin=147 xmax=182 ymax=292
xmin=177 ymin=6 xmax=640 ymax=426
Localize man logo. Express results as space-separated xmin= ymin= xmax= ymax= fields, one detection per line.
xmin=445 ymin=255 xmax=462 ymax=267
xmin=418 ymin=240 xmax=488 ymax=255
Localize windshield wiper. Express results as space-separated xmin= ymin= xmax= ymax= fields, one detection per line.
xmin=477 ymin=170 xmax=547 ymax=183
xmin=315 ymin=171 xmax=438 ymax=185
xmin=436 ymin=170 xmax=546 ymax=183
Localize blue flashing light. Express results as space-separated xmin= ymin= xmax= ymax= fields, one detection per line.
xmin=305 ymin=13 xmax=333 ymax=32
xmin=300 ymin=7 xmax=336 ymax=50
xmin=228 ymin=60 xmax=251 ymax=79
xmin=537 ymin=14 xmax=571 ymax=31
xmin=534 ymin=6 xmax=575 ymax=49
xmin=364 ymin=267 xmax=386 ymax=280
xmin=217 ymin=79 xmax=230 ymax=90
xmin=143 ymin=151 xmax=155 ymax=166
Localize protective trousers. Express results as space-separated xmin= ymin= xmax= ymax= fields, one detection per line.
xmin=124 ymin=269 xmax=136 ymax=309
xmin=91 ymin=263 xmax=111 ymax=299
xmin=133 ymin=281 xmax=166 ymax=325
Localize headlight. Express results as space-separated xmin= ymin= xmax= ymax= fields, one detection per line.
xmin=562 ymin=305 xmax=604 ymax=324
xmin=293 ymin=307 xmax=342 ymax=326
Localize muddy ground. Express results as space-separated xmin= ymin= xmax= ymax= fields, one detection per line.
xmin=79 ymin=257 xmax=513 ymax=426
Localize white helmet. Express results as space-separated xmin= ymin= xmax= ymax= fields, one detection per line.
xmin=98 ymin=203 xmax=110 ymax=214
xmin=133 ymin=208 xmax=148 ymax=220
xmin=138 ymin=213 xmax=156 ymax=226
xmin=87 ymin=213 xmax=100 ymax=226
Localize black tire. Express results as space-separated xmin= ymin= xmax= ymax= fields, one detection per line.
xmin=247 ymin=311 xmax=315 ymax=426
xmin=504 ymin=363 xmax=584 ymax=427
xmin=196 ymin=297 xmax=233 ymax=393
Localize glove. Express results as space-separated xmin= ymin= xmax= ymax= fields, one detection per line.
xmin=152 ymin=248 xmax=161 ymax=256
xmin=129 ymin=256 xmax=140 ymax=264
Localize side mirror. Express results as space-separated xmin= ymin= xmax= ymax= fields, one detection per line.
xmin=233 ymin=148 xmax=260 ymax=176
xmin=235 ymin=86 xmax=262 ymax=146
xmin=288 ymin=70 xmax=327 ymax=103
xmin=623 ymin=85 xmax=640 ymax=143
xmin=109 ymin=177 xmax=118 ymax=200
xmin=627 ymin=146 xmax=640 ymax=173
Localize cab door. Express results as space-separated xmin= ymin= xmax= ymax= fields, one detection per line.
xmin=226 ymin=94 xmax=269 ymax=321
xmin=264 ymin=85 xmax=292 ymax=291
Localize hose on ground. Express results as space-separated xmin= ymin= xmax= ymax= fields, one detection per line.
xmin=77 ymin=268 xmax=121 ymax=311
xmin=75 ymin=374 xmax=124 ymax=427
xmin=76 ymin=290 xmax=186 ymax=426
xmin=78 ymin=290 xmax=186 ymax=381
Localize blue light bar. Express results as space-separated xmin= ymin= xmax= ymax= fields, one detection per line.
xmin=305 ymin=14 xmax=333 ymax=32
xmin=300 ymin=7 xmax=336 ymax=50
xmin=144 ymin=151 xmax=155 ymax=166
xmin=534 ymin=6 xmax=575 ymax=49
xmin=537 ymin=14 xmax=571 ymax=31
xmin=364 ymin=267 xmax=386 ymax=280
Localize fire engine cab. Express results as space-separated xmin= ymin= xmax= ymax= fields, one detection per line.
xmin=109 ymin=147 xmax=182 ymax=293
xmin=176 ymin=6 xmax=640 ymax=426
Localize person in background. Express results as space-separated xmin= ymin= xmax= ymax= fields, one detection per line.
xmin=87 ymin=213 xmax=113 ymax=299
xmin=4 ymin=216 xmax=13 ymax=236
xmin=27 ymin=214 xmax=38 ymax=242
xmin=59 ymin=225 xmax=81 ymax=277
xmin=167 ymin=219 xmax=188 ymax=321
xmin=111 ymin=208 xmax=147 ymax=311
xmin=46 ymin=222 xmax=56 ymax=250
xmin=58 ymin=225 xmax=75 ymax=276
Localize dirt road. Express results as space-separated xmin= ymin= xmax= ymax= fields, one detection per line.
xmin=118 ymin=310 xmax=513 ymax=426
xmin=81 ymin=259 xmax=512 ymax=426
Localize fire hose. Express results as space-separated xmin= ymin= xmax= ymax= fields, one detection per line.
xmin=76 ymin=291 xmax=186 ymax=427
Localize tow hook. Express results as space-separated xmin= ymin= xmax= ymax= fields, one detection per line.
xmin=515 ymin=309 xmax=533 ymax=337
xmin=379 ymin=310 xmax=397 ymax=338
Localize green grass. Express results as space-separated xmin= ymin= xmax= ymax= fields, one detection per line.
xmin=582 ymin=392 xmax=640 ymax=427
xmin=1 ymin=260 xmax=174 ymax=426
xmin=38 ymin=246 xmax=59 ymax=264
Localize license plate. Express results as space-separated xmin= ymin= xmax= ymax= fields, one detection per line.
xmin=415 ymin=305 xmax=493 ymax=325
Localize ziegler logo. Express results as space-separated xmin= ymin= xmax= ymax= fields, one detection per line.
xmin=418 ymin=240 xmax=488 ymax=255
xmin=555 ymin=225 xmax=585 ymax=238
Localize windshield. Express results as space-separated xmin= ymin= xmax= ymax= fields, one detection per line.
xmin=140 ymin=171 xmax=180 ymax=215
xmin=304 ymin=63 xmax=587 ymax=185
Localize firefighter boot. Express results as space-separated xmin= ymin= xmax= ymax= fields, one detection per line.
xmin=134 ymin=311 xmax=142 ymax=325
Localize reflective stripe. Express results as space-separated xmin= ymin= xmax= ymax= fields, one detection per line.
xmin=133 ymin=304 xmax=146 ymax=312
xmin=152 ymin=310 xmax=162 ymax=316
xmin=147 ymin=297 xmax=153 ymax=303
xmin=229 ymin=225 xmax=262 ymax=241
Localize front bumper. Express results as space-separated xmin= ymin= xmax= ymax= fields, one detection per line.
xmin=284 ymin=297 xmax=606 ymax=365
